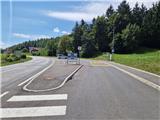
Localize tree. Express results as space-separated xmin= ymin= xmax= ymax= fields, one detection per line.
xmin=81 ymin=32 xmax=97 ymax=58
xmin=116 ymin=0 xmax=131 ymax=32
xmin=58 ymin=35 xmax=73 ymax=55
xmin=132 ymin=3 xmax=147 ymax=26
xmin=111 ymin=24 xmax=140 ymax=53
xmin=106 ymin=5 xmax=114 ymax=19
xmin=121 ymin=24 xmax=140 ymax=52
xmin=142 ymin=2 xmax=160 ymax=48
xmin=95 ymin=16 xmax=109 ymax=52
xmin=46 ymin=41 xmax=57 ymax=56
xmin=117 ymin=0 xmax=131 ymax=16
xmin=72 ymin=22 xmax=83 ymax=53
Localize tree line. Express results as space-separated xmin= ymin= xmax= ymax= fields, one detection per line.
xmin=7 ymin=0 xmax=160 ymax=57
xmin=72 ymin=0 xmax=160 ymax=57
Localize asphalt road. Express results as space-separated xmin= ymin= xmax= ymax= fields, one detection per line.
xmin=1 ymin=56 xmax=53 ymax=92
xmin=0 ymin=57 xmax=160 ymax=120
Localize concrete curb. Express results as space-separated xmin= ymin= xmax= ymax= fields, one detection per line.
xmin=23 ymin=65 xmax=83 ymax=92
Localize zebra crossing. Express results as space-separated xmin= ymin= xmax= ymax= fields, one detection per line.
xmin=0 ymin=94 xmax=68 ymax=118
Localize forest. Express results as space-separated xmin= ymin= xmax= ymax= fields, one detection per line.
xmin=7 ymin=0 xmax=160 ymax=58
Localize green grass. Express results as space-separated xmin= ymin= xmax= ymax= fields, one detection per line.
xmin=91 ymin=48 xmax=160 ymax=75
xmin=0 ymin=57 xmax=32 ymax=66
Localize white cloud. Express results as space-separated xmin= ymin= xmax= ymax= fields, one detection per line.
xmin=44 ymin=2 xmax=109 ymax=22
xmin=13 ymin=33 xmax=31 ymax=39
xmin=46 ymin=11 xmax=96 ymax=22
xmin=123 ymin=0 xmax=159 ymax=8
xmin=13 ymin=33 xmax=51 ymax=40
xmin=53 ymin=27 xmax=60 ymax=33
xmin=61 ymin=31 xmax=70 ymax=35
xmin=53 ymin=27 xmax=70 ymax=35
xmin=43 ymin=0 xmax=158 ymax=22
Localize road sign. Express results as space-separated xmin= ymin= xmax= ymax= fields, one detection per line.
xmin=67 ymin=53 xmax=79 ymax=64
xmin=112 ymin=49 xmax=115 ymax=53
xmin=78 ymin=46 xmax=82 ymax=51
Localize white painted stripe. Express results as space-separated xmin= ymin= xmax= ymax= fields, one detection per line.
xmin=0 ymin=106 xmax=66 ymax=118
xmin=90 ymin=61 xmax=110 ymax=67
xmin=110 ymin=64 xmax=160 ymax=91
xmin=7 ymin=94 xmax=67 ymax=102
xmin=111 ymin=62 xmax=160 ymax=78
xmin=2 ymin=68 xmax=17 ymax=73
xmin=0 ymin=91 xmax=9 ymax=98
xmin=18 ymin=60 xmax=55 ymax=86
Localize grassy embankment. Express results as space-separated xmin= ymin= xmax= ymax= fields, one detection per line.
xmin=0 ymin=54 xmax=32 ymax=66
xmin=91 ymin=48 xmax=160 ymax=75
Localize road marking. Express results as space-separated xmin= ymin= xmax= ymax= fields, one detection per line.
xmin=0 ymin=91 xmax=9 ymax=98
xmin=1 ymin=68 xmax=18 ymax=73
xmin=111 ymin=62 xmax=160 ymax=78
xmin=110 ymin=64 xmax=160 ymax=91
xmin=23 ymin=64 xmax=83 ymax=92
xmin=0 ymin=106 xmax=66 ymax=118
xmin=18 ymin=60 xmax=55 ymax=86
xmin=90 ymin=61 xmax=110 ymax=67
xmin=7 ymin=94 xmax=68 ymax=102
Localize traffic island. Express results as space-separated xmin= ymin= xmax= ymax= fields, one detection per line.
xmin=22 ymin=60 xmax=82 ymax=92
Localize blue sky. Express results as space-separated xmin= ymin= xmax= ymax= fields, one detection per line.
xmin=1 ymin=0 xmax=158 ymax=48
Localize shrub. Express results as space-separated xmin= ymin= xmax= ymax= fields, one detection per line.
xmin=6 ymin=56 xmax=13 ymax=62
xmin=10 ymin=54 xmax=16 ymax=58
xmin=22 ymin=48 xmax=29 ymax=53
xmin=10 ymin=54 xmax=20 ymax=61
xmin=21 ymin=54 xmax=26 ymax=59
xmin=1 ymin=54 xmax=9 ymax=61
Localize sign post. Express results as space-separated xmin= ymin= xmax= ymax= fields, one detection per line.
xmin=77 ymin=46 xmax=81 ymax=64
xmin=110 ymin=48 xmax=115 ymax=61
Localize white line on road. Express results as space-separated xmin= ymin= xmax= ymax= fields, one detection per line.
xmin=7 ymin=94 xmax=68 ymax=102
xmin=110 ymin=64 xmax=160 ymax=91
xmin=0 ymin=91 xmax=9 ymax=98
xmin=1 ymin=68 xmax=18 ymax=73
xmin=111 ymin=62 xmax=160 ymax=78
xmin=0 ymin=106 xmax=66 ymax=118
xmin=18 ymin=60 xmax=55 ymax=86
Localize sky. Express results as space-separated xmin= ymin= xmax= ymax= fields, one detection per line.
xmin=0 ymin=0 xmax=159 ymax=48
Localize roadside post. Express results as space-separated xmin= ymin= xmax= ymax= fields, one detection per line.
xmin=77 ymin=46 xmax=81 ymax=64
xmin=110 ymin=48 xmax=114 ymax=61
xmin=110 ymin=25 xmax=115 ymax=61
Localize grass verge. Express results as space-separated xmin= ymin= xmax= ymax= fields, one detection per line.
xmin=0 ymin=57 xmax=32 ymax=66
xmin=91 ymin=48 xmax=160 ymax=75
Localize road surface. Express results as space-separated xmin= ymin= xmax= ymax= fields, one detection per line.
xmin=0 ymin=56 xmax=160 ymax=120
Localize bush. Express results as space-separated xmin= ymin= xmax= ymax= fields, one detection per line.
xmin=10 ymin=54 xmax=20 ymax=61
xmin=32 ymin=52 xmax=40 ymax=56
xmin=38 ymin=48 xmax=48 ymax=56
xmin=21 ymin=54 xmax=26 ymax=59
xmin=1 ymin=54 xmax=9 ymax=61
xmin=22 ymin=48 xmax=29 ymax=53
xmin=6 ymin=56 xmax=13 ymax=62
xmin=10 ymin=54 xmax=16 ymax=58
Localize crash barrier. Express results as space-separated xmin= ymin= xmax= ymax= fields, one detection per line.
xmin=67 ymin=53 xmax=80 ymax=64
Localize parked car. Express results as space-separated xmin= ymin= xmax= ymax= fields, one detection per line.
xmin=57 ymin=54 xmax=67 ymax=59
